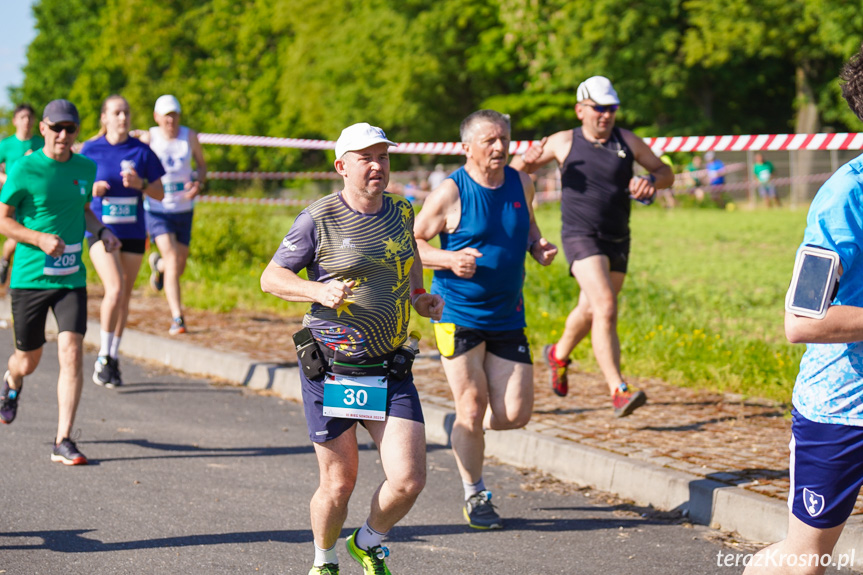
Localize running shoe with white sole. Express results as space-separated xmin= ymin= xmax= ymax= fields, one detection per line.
xmin=464 ymin=490 xmax=503 ymax=529
xmin=169 ymin=316 xmax=186 ymax=336
xmin=93 ymin=356 xmax=114 ymax=387
xmin=346 ymin=529 xmax=392 ymax=575
xmin=51 ymin=438 xmax=88 ymax=465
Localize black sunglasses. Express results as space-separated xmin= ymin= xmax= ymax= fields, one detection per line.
xmin=46 ymin=123 xmax=78 ymax=134
xmin=582 ymin=103 xmax=619 ymax=114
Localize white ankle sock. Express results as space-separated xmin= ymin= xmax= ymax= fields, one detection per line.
xmin=99 ymin=330 xmax=114 ymax=357
xmin=464 ymin=478 xmax=486 ymax=500
xmin=109 ymin=335 xmax=121 ymax=359
xmin=313 ymin=541 xmax=338 ymax=566
xmin=354 ymin=520 xmax=386 ymax=550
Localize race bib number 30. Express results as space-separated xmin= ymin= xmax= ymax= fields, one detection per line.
xmin=43 ymin=242 xmax=82 ymax=276
xmin=322 ymin=374 xmax=387 ymax=421
xmin=102 ymin=196 xmax=138 ymax=224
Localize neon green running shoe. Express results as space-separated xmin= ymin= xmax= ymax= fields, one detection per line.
xmin=308 ymin=564 xmax=339 ymax=575
xmin=346 ymin=529 xmax=392 ymax=575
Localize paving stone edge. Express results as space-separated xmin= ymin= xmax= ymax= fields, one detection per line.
xmin=6 ymin=297 xmax=862 ymax=565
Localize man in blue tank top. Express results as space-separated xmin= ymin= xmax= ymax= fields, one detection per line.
xmin=511 ymin=76 xmax=673 ymax=417
xmin=743 ymin=45 xmax=863 ymax=575
xmin=415 ymin=110 xmax=557 ymax=530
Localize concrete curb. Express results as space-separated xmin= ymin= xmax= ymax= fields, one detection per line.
xmin=4 ymin=297 xmax=863 ymax=566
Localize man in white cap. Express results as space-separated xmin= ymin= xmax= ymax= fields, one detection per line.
xmin=136 ymin=95 xmax=207 ymax=336
xmin=261 ymin=122 xmax=443 ymax=575
xmin=511 ymin=76 xmax=673 ymax=417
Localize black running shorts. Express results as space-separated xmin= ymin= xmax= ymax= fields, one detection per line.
xmin=10 ymin=287 xmax=88 ymax=351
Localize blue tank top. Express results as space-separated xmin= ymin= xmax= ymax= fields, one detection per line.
xmin=432 ymin=166 xmax=530 ymax=330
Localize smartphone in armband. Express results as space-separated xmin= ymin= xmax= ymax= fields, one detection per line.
xmin=785 ymin=246 xmax=841 ymax=320
xmin=292 ymin=327 xmax=326 ymax=379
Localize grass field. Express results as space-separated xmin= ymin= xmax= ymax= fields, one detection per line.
xmin=90 ymin=200 xmax=808 ymax=404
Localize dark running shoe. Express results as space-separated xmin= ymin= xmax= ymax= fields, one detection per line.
xmin=93 ymin=356 xmax=114 ymax=387
xmin=544 ymin=344 xmax=571 ymax=397
xmin=0 ymin=370 xmax=21 ymax=424
xmin=0 ymin=258 xmax=9 ymax=285
xmin=51 ymin=438 xmax=88 ymax=466
xmin=464 ymin=490 xmax=503 ymax=530
xmin=108 ymin=357 xmax=123 ymax=388
xmin=613 ymin=386 xmax=647 ymax=418
xmin=148 ymin=252 xmax=164 ymax=291
xmin=308 ymin=564 xmax=340 ymax=575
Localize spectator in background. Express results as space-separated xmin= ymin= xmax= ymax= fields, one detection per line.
xmin=428 ymin=163 xmax=448 ymax=190
xmin=705 ymin=151 xmax=725 ymax=204
xmin=753 ymin=152 xmax=780 ymax=208
xmin=0 ymin=104 xmax=44 ymax=286
xmin=685 ymin=154 xmax=706 ymax=202
xmin=658 ymin=154 xmax=677 ymax=208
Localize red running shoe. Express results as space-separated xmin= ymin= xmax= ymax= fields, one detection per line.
xmin=544 ymin=344 xmax=571 ymax=397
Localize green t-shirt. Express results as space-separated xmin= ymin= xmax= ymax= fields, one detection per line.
xmin=0 ymin=134 xmax=45 ymax=171
xmin=0 ymin=150 xmax=96 ymax=289
xmin=754 ymin=161 xmax=774 ymax=183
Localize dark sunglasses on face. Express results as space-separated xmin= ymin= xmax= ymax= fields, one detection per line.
xmin=46 ymin=123 xmax=78 ymax=134
xmin=583 ymin=103 xmax=619 ymax=114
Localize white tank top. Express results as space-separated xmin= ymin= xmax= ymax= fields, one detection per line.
xmin=146 ymin=125 xmax=195 ymax=213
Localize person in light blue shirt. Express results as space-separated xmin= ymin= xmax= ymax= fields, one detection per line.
xmin=745 ymin=45 xmax=863 ymax=574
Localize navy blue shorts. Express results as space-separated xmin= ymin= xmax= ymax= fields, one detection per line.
xmin=300 ymin=368 xmax=424 ymax=443
xmin=146 ymin=210 xmax=194 ymax=246
xmin=789 ymin=408 xmax=863 ymax=528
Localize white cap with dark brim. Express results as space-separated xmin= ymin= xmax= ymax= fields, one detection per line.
xmin=576 ymin=76 xmax=620 ymax=105
xmin=335 ymin=123 xmax=397 ymax=159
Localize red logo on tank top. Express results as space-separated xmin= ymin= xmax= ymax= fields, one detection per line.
xmin=514 ymin=202 xmax=522 ymax=208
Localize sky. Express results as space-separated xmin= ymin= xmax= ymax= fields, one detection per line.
xmin=0 ymin=0 xmax=37 ymax=109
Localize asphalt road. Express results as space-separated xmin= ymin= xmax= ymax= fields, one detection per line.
xmin=0 ymin=337 xmax=762 ymax=575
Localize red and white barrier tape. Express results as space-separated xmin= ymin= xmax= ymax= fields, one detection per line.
xmin=199 ymin=131 xmax=863 ymax=154
xmin=208 ymin=170 xmax=423 ymax=181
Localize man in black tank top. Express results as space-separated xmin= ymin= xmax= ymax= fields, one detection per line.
xmin=511 ymin=76 xmax=673 ymax=417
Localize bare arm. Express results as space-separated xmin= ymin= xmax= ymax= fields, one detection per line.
xmin=260 ymin=259 xmax=356 ymax=309
xmin=408 ymin=236 xmax=444 ymax=320
xmin=413 ymin=179 xmax=482 ymax=277
xmin=0 ymin=202 xmax=60 ymax=254
xmin=186 ymin=130 xmax=207 ymax=199
xmin=519 ymin=171 xmax=557 ymax=265
xmin=510 ymin=130 xmax=569 ymax=174
xmin=620 ymin=130 xmax=674 ymax=201
xmin=785 ymin=307 xmax=863 ymax=344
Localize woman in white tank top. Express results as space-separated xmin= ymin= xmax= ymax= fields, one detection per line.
xmin=136 ymin=95 xmax=207 ymax=336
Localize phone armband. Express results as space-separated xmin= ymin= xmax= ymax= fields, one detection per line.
xmin=785 ymin=246 xmax=840 ymax=320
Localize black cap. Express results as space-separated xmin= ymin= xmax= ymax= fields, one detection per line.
xmin=42 ymin=99 xmax=80 ymax=125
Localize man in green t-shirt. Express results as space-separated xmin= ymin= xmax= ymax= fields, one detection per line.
xmin=0 ymin=99 xmax=119 ymax=466
xmin=0 ymin=104 xmax=44 ymax=285
xmin=753 ymin=152 xmax=780 ymax=208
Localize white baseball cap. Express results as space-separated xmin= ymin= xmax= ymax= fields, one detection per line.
xmin=154 ymin=95 xmax=181 ymax=115
xmin=576 ymin=76 xmax=620 ymax=105
xmin=335 ymin=123 xmax=396 ymax=159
